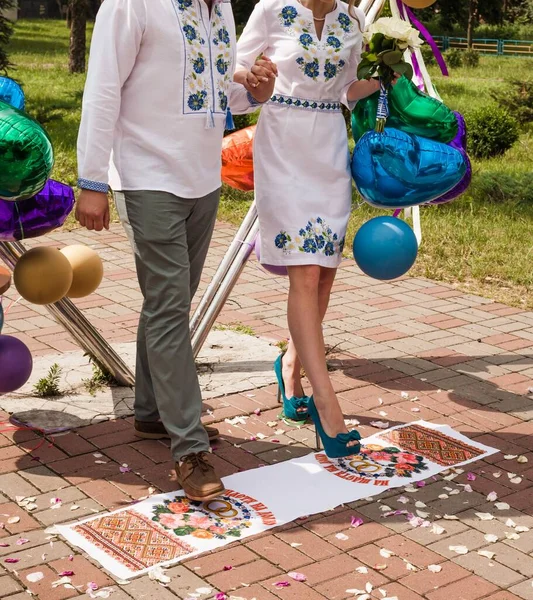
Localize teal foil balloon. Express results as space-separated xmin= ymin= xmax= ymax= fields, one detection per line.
xmin=351 ymin=76 xmax=458 ymax=144
xmin=0 ymin=77 xmax=25 ymax=111
xmin=352 ymin=128 xmax=467 ymax=209
xmin=0 ymin=99 xmax=54 ymax=201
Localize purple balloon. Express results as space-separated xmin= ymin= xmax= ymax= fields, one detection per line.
xmin=0 ymin=179 xmax=75 ymax=241
xmin=0 ymin=334 xmax=33 ymax=394
xmin=430 ymin=112 xmax=472 ymax=205
xmin=254 ymin=235 xmax=288 ymax=277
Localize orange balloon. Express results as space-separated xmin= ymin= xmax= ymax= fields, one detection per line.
xmin=221 ymin=125 xmax=255 ymax=192
xmin=0 ymin=265 xmax=10 ymax=295
xmin=401 ymin=0 xmax=437 ymax=7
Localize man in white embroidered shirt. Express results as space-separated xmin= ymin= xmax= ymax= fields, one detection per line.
xmin=76 ymin=0 xmax=275 ymax=501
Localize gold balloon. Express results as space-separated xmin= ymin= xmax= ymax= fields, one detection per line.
xmin=60 ymin=245 xmax=104 ymax=298
xmin=401 ymin=0 xmax=437 ymax=7
xmin=14 ymin=247 xmax=73 ymax=305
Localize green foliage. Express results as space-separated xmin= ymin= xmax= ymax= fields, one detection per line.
xmin=466 ymin=105 xmax=520 ymax=159
xmin=420 ymin=44 xmax=436 ymax=66
xmin=463 ymin=49 xmax=480 ymax=68
xmin=232 ymin=110 xmax=259 ymax=131
xmin=443 ymin=48 xmax=463 ymax=69
xmin=33 ymin=363 xmax=62 ymax=397
xmin=0 ymin=0 xmax=14 ymax=73
xmin=83 ymin=354 xmax=119 ymax=396
xmin=491 ymin=79 xmax=533 ymax=125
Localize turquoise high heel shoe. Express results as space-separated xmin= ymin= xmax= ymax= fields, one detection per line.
xmin=308 ymin=396 xmax=361 ymax=458
xmin=274 ymin=354 xmax=310 ymax=422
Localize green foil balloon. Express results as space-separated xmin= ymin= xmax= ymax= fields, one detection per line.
xmin=0 ymin=99 xmax=54 ymax=201
xmin=352 ymin=76 xmax=458 ymax=144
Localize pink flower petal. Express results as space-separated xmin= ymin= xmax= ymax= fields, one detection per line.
xmin=351 ymin=516 xmax=364 ymax=528
xmin=288 ymin=572 xmax=307 ymax=582
xmin=467 ymin=472 xmax=477 ymax=481
xmin=68 ymin=555 xmax=74 ymax=561
xmin=60 ymin=571 xmax=74 ymax=576
xmin=271 ymin=439 xmax=280 ymax=443
xmin=215 ymin=594 xmax=228 ymax=600
xmin=0 ymin=543 xmax=8 ymax=548
xmin=119 ymin=466 xmax=131 ymax=474
xmin=4 ymin=558 xmax=19 ymax=563
xmin=274 ymin=581 xmax=291 ymax=588
xmin=416 ymin=481 xmax=426 ymax=488
xmin=16 ymin=538 xmax=29 ymax=546
xmin=87 ymin=582 xmax=99 ymax=591
xmin=223 ymin=566 xmax=233 ymax=571
xmin=254 ymin=408 xmax=261 ymax=415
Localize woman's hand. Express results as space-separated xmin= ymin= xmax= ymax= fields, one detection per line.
xmin=236 ymin=56 xmax=278 ymax=103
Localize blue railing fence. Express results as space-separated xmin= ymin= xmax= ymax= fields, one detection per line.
xmin=434 ymin=36 xmax=533 ymax=57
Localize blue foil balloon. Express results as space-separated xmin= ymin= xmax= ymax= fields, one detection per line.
xmin=353 ymin=216 xmax=418 ymax=281
xmin=352 ymin=128 xmax=467 ymax=209
xmin=0 ymin=77 xmax=25 ymax=111
xmin=430 ymin=111 xmax=472 ymax=205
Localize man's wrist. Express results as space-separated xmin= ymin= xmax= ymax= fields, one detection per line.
xmin=77 ymin=178 xmax=110 ymax=193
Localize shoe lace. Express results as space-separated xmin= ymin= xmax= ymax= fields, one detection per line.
xmin=182 ymin=452 xmax=211 ymax=474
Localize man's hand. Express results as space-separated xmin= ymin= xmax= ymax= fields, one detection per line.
xmin=238 ymin=56 xmax=278 ymax=104
xmin=75 ymin=189 xmax=110 ymax=231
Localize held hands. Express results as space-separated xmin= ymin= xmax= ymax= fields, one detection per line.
xmin=236 ymin=56 xmax=278 ymax=103
xmin=75 ymin=189 xmax=110 ymax=231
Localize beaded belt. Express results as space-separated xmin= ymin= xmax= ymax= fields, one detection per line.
xmin=268 ymin=94 xmax=342 ymax=113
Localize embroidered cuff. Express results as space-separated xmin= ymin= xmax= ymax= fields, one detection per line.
xmin=77 ymin=178 xmax=109 ymax=193
xmin=246 ymin=91 xmax=265 ymax=107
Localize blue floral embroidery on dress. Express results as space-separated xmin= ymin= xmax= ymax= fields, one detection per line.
xmin=275 ymin=219 xmax=344 ymax=257
xmin=338 ymin=12 xmax=353 ymax=32
xmin=279 ymin=5 xmax=298 ymax=27
xmin=324 ymin=58 xmax=345 ymax=80
xmin=275 ymin=232 xmax=290 ymax=249
xmin=188 ymin=90 xmax=208 ymax=111
xmin=326 ymin=35 xmax=341 ymax=49
xmin=193 ymin=55 xmax=206 ymax=74
xmin=299 ymin=33 xmax=314 ymax=50
xmin=296 ymin=57 xmax=320 ymax=80
xmin=218 ymin=90 xmax=228 ymax=111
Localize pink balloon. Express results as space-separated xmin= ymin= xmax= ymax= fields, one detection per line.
xmin=254 ymin=236 xmax=288 ymax=277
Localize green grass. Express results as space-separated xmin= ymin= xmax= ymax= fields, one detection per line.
xmin=6 ymin=21 xmax=533 ymax=307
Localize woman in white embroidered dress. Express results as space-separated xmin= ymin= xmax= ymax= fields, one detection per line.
xmin=235 ymin=0 xmax=384 ymax=458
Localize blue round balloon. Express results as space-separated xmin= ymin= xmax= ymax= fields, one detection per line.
xmin=352 ymin=128 xmax=467 ymax=209
xmin=0 ymin=77 xmax=25 ymax=111
xmin=353 ymin=216 xmax=418 ymax=281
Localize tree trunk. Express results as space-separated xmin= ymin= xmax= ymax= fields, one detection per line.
xmin=68 ymin=0 xmax=87 ymax=74
xmin=467 ymin=0 xmax=478 ymax=49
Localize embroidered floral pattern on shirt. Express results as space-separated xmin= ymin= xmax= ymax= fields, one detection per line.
xmin=269 ymin=94 xmax=341 ymax=112
xmin=277 ymin=5 xmax=357 ymax=82
xmin=275 ymin=218 xmax=345 ymax=257
xmin=173 ymin=0 xmax=234 ymax=116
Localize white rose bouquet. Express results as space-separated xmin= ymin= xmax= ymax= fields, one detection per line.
xmin=357 ymin=17 xmax=424 ymax=131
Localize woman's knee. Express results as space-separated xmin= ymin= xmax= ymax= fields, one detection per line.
xmin=288 ymin=265 xmax=322 ymax=293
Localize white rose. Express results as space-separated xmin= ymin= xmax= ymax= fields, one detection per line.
xmin=364 ymin=17 xmax=422 ymax=48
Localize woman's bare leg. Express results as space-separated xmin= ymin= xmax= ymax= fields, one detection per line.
xmin=285 ymin=265 xmax=356 ymax=445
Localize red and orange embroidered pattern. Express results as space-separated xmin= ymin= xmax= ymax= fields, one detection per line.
xmin=379 ymin=424 xmax=484 ymax=467
xmin=74 ymin=510 xmax=194 ymax=572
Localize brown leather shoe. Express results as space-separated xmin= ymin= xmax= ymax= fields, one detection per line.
xmin=134 ymin=420 xmax=219 ymax=441
xmin=175 ymin=452 xmax=225 ymax=501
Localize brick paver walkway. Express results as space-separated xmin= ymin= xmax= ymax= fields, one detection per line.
xmin=1 ymin=222 xmax=533 ymax=600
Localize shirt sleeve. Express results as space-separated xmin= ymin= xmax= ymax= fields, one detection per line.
xmin=77 ymin=0 xmax=146 ymax=192
xmin=229 ymin=1 xmax=270 ymax=115
xmin=340 ymin=9 xmax=366 ymax=111
xmin=236 ymin=0 xmax=269 ymax=71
